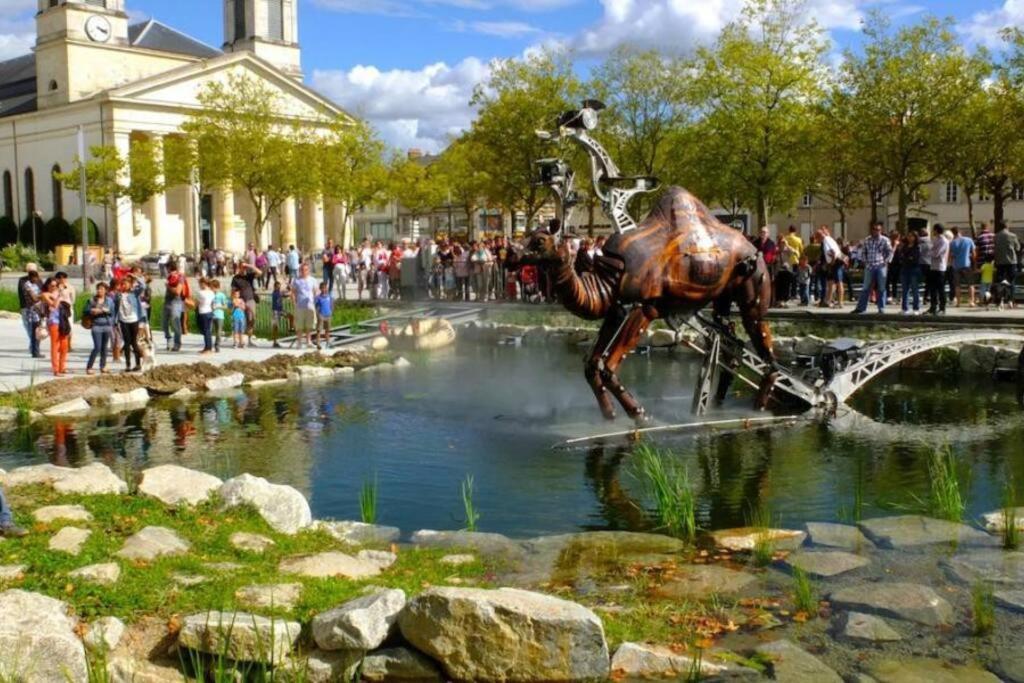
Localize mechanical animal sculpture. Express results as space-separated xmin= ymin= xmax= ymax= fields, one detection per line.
xmin=520 ymin=101 xmax=778 ymax=423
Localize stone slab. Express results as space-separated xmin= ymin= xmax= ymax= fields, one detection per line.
xmin=754 ymin=639 xmax=842 ymax=683
xmin=830 ymin=582 xmax=953 ymax=626
xmin=869 ymin=658 xmax=1000 ymax=683
xmin=655 ymin=564 xmax=759 ymax=599
xmin=785 ymin=550 xmax=871 ymax=578
xmin=805 ymin=522 xmax=872 ymax=550
xmin=711 ymin=527 xmax=806 ymax=552
xmin=944 ymin=550 xmax=1024 ymax=587
xmin=858 ymin=515 xmax=992 ymax=549
xmin=838 ymin=611 xmax=902 ymax=642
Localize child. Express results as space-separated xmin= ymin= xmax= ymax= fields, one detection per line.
xmin=980 ymin=260 xmax=994 ymax=309
xmin=271 ymin=281 xmax=285 ymax=349
xmin=796 ymin=256 xmax=812 ymax=306
xmin=211 ymin=280 xmax=227 ymax=352
xmin=230 ymin=289 xmax=247 ymax=349
xmin=315 ymin=282 xmax=333 ymax=350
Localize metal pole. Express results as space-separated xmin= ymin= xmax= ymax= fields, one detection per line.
xmin=78 ymin=125 xmax=88 ymax=292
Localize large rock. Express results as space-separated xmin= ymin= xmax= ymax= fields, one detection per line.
xmin=115 ymin=526 xmax=190 ymax=561
xmin=106 ymin=657 xmax=184 ymax=683
xmin=958 ymin=344 xmax=998 ymax=375
xmin=611 ymin=642 xmax=761 ymax=680
xmin=710 ymin=527 xmax=806 ymax=552
xmin=313 ymin=589 xmax=406 ymax=651
xmin=69 ymin=563 xmax=121 ymax=586
xmin=205 ymin=373 xmax=244 ymax=392
xmin=754 ymin=639 xmax=842 ymax=683
xmin=33 ymin=504 xmax=93 ymax=524
xmin=981 ymin=507 xmax=1024 ymax=533
xmin=2 ymin=463 xmax=128 ymax=495
xmin=837 ymin=611 xmax=902 ymax=642
xmin=869 ymin=658 xmax=1001 ymax=683
xmin=234 ymin=583 xmax=303 ymax=611
xmin=103 ymin=388 xmax=150 ymax=409
xmin=138 ymin=465 xmax=222 ymax=507
xmin=230 ymin=531 xmax=275 ymax=553
xmin=995 ymin=589 xmax=1024 ymax=614
xmin=805 ymin=522 xmax=872 ymax=550
xmin=42 ymin=397 xmax=92 ymax=417
xmin=361 ymin=647 xmax=444 ymax=682
xmin=315 ymin=520 xmax=401 ymax=546
xmin=0 ymin=565 xmax=26 ymax=582
xmin=84 ymin=616 xmax=126 ymax=654
xmin=293 ymin=365 xmax=335 ymax=381
xmin=284 ymin=650 xmax=363 ymax=683
xmin=655 ymin=564 xmax=759 ymax=599
xmin=279 ymin=552 xmax=382 ymax=579
xmin=858 ymin=515 xmax=992 ymax=548
xmin=830 ymin=582 xmax=953 ymax=626
xmin=178 ymin=611 xmax=301 ymax=665
xmin=399 ymin=587 xmax=610 ymax=682
xmin=784 ymin=550 xmax=870 ymax=578
xmin=0 ymin=589 xmax=87 ymax=682
xmin=49 ymin=527 xmax=91 ymax=555
xmin=944 ymin=550 xmax=1024 ymax=587
xmin=219 ymin=474 xmax=312 ymax=534
xmin=411 ymin=529 xmax=525 ymax=559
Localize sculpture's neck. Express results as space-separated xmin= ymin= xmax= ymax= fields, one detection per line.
xmin=542 ymin=243 xmax=611 ymax=320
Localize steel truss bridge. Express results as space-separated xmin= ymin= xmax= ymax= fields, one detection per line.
xmin=279 ymin=305 xmax=483 ymax=347
xmin=682 ymin=314 xmax=1024 ymax=415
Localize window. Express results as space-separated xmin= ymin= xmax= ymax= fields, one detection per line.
xmin=1014 ymin=185 xmax=1024 ymax=201
xmin=84 ymin=0 xmax=107 ymax=6
xmin=2 ymin=171 xmax=11 ymax=219
xmin=266 ymin=0 xmax=284 ymax=41
xmin=234 ymin=0 xmax=247 ymax=41
xmin=944 ymin=182 xmax=958 ymax=203
xmin=51 ymin=165 xmax=63 ymax=219
xmin=24 ymin=168 xmax=35 ymax=218
xmin=801 ymin=191 xmax=813 ymax=208
xmin=48 ymin=80 xmax=57 ymax=91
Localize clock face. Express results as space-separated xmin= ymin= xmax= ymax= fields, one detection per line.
xmin=84 ymin=15 xmax=112 ymax=43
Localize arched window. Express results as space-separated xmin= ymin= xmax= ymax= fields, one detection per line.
xmin=23 ymin=168 xmax=35 ymax=218
xmin=2 ymin=171 xmax=11 ymax=219
xmin=51 ymin=164 xmax=63 ymax=219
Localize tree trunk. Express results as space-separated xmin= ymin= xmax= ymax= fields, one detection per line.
xmin=967 ymin=193 xmax=975 ymax=237
xmin=897 ymin=187 xmax=909 ymax=234
xmin=588 ymin=201 xmax=595 ymax=238
xmin=755 ymin=194 xmax=768 ymax=231
xmin=839 ymin=209 xmax=846 ymax=239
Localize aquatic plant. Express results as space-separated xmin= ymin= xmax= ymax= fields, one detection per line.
xmin=632 ymin=443 xmax=698 ymax=543
xmin=686 ymin=646 xmax=704 ymax=682
xmin=461 ymin=475 xmax=480 ymax=532
xmin=925 ymin=446 xmax=966 ymax=522
xmin=972 ymin=581 xmax=996 ymax=636
xmin=746 ymin=502 xmax=776 ymax=567
xmin=1003 ymin=481 xmax=1020 ymax=551
xmin=791 ymin=567 xmax=817 ymax=614
xmin=360 ymin=476 xmax=378 ymax=525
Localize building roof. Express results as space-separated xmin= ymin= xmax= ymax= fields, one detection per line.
xmin=0 ymin=19 xmax=222 ymax=119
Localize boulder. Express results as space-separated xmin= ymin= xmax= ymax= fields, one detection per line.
xmin=958 ymin=344 xmax=998 ymax=375
xmin=837 ymin=611 xmax=902 ymax=642
xmin=411 ymin=529 xmax=524 ymax=559
xmin=333 ymin=366 xmax=356 ymax=376
xmin=313 ymin=589 xmax=406 ymax=651
xmin=229 ymin=531 xmax=275 ymax=553
xmin=611 ymin=642 xmax=761 ymax=680
xmin=69 ymin=563 xmax=121 ymax=586
xmin=178 ymin=611 xmax=300 ymax=665
xmin=710 ymin=527 xmax=806 ymax=552
xmin=103 ymin=388 xmax=150 ymax=409
xmin=361 ymin=646 xmax=444 ymax=682
xmin=138 ymin=465 xmax=222 ymax=507
xmin=248 ymin=378 xmax=288 ymax=388
xmin=49 ymin=527 xmax=91 ymax=556
xmin=357 ymin=549 xmax=397 ymax=570
xmin=3 ymin=463 xmax=128 ymax=495
xmin=805 ymin=522 xmax=872 ymax=551
xmin=279 ymin=552 xmax=382 ymax=579
xmin=398 ymin=587 xmax=609 ymax=682
xmin=995 ymin=589 xmax=1024 ymax=614
xmin=784 ymin=550 xmax=870 ymax=578
xmin=106 ymin=657 xmax=184 ymax=683
xmin=205 ymin=373 xmax=244 ymax=392
xmin=0 ymin=565 xmax=26 ymax=582
xmin=219 ymin=474 xmax=312 ymax=534
xmin=754 ymin=639 xmax=842 ymax=683
xmin=42 ymin=397 xmax=92 ymax=417
xmin=869 ymin=658 xmax=1001 ymax=683
xmin=283 ymin=650 xmax=362 ymax=683
xmin=0 ymin=589 xmax=87 ymax=683
xmin=393 ymin=357 xmax=412 ymax=368
xmin=83 ymin=616 xmax=126 ymax=654
xmin=33 ymin=504 xmax=93 ymax=524
xmin=234 ymin=583 xmax=303 ymax=611
xmin=830 ymin=582 xmax=953 ymax=626
xmin=655 ymin=564 xmax=759 ymax=599
xmin=115 ymin=526 xmax=190 ymax=561
xmin=858 ymin=515 xmax=992 ymax=548
xmin=944 ymin=550 xmax=1024 ymax=587
xmin=168 ymin=388 xmax=196 ymax=401
xmin=315 ymin=520 xmax=401 ymax=546
xmin=995 ymin=650 xmax=1024 ymax=683
xmin=981 ymin=507 xmax=1024 ymax=533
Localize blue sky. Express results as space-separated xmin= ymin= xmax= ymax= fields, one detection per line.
xmin=2 ymin=0 xmax=1020 ymax=150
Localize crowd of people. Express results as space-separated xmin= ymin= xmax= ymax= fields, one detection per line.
xmin=753 ymin=221 xmax=1023 ymax=315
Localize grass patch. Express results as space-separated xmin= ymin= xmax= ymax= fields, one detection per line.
xmin=791 ymin=567 xmax=816 ymax=614
xmin=359 ymin=476 xmax=378 ymax=524
xmin=921 ymin=446 xmax=967 ymax=522
xmin=632 ymin=443 xmax=698 ymax=543
xmin=461 ymin=475 xmax=480 ymax=532
xmin=972 ymin=581 xmax=996 ymax=636
xmin=746 ymin=503 xmax=776 ymax=567
xmin=1003 ymin=481 xmax=1020 ymax=551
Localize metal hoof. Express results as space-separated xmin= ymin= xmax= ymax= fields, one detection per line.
xmin=631 ymin=410 xmax=650 ymax=427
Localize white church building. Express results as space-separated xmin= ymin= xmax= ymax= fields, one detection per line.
xmin=0 ymin=0 xmax=351 ymax=257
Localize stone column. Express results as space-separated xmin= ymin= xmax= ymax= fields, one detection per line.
xmin=280 ymin=197 xmax=298 ymax=248
xmin=183 ymin=185 xmax=198 ymax=254
xmin=302 ymin=195 xmax=325 ymax=252
xmin=214 ymin=185 xmax=236 ymax=253
xmin=147 ymin=133 xmax=166 ymax=253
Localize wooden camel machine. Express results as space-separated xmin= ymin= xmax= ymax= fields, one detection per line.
xmin=521 ymin=100 xmax=784 ymax=424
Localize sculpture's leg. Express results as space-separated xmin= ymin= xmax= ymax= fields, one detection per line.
xmin=738 ymin=259 xmax=778 ymax=410
xmin=600 ymin=306 xmax=654 ymax=424
xmin=585 ymin=307 xmax=628 ymax=420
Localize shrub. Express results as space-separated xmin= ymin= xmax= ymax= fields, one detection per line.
xmin=71 ymin=217 xmax=100 ymax=245
xmin=0 ymin=216 xmax=16 ymax=246
xmin=18 ymin=215 xmax=44 ymax=247
xmin=43 ymin=216 xmax=74 ymax=252
xmin=1 ymin=244 xmax=53 ymax=271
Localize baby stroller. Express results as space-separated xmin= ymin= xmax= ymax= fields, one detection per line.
xmin=519 ymin=265 xmax=541 ymax=303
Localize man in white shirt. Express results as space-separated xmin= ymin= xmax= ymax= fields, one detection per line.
xmin=266 ymin=245 xmax=281 ymax=285
xmin=290 ymin=262 xmax=320 ymax=348
xmin=927 ymin=223 xmax=951 ymax=315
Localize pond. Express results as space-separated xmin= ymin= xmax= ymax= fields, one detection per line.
xmin=1 ymin=342 xmax=1020 ymax=538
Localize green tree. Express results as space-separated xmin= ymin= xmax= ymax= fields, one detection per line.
xmin=433 ymin=136 xmax=490 ymax=239
xmin=315 ymin=120 xmax=387 ymax=247
xmin=125 ymin=137 xmax=162 ymax=207
xmin=56 ymin=145 xmax=125 ymax=216
xmin=470 ymin=49 xmax=581 ymax=228
xmin=690 ymin=0 xmax=826 ymax=229
xmin=811 ymin=93 xmax=866 ymax=238
xmin=388 ymin=156 xmax=444 ymax=235
xmin=841 ymin=14 xmax=989 ymax=232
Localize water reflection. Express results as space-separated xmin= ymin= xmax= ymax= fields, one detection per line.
xmin=0 ymin=344 xmax=1020 ymax=537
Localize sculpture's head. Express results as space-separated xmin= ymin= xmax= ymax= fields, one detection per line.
xmin=518 ymin=219 xmax=563 ymax=265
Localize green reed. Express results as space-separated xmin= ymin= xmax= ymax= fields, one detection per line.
xmin=360 ymin=476 xmax=378 ymax=524
xmin=462 ymin=475 xmax=480 ymax=532
xmin=792 ymin=567 xmax=817 ymax=614
xmin=746 ymin=502 xmax=776 ymax=567
xmin=926 ymin=446 xmax=966 ymax=522
xmin=972 ymin=581 xmax=996 ymax=636
xmin=632 ymin=443 xmax=698 ymax=543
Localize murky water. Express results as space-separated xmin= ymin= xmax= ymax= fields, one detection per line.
xmin=1 ymin=343 xmax=1020 ymax=537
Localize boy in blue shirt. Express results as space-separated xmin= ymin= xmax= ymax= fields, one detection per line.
xmin=315 ymin=282 xmax=333 ymax=350
xmin=211 ymin=279 xmax=228 ymax=352
xmin=271 ymin=281 xmax=285 ymax=349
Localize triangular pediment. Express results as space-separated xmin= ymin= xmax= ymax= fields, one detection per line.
xmin=105 ymin=53 xmax=350 ymax=123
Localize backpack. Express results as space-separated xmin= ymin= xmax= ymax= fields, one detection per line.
xmin=58 ymin=302 xmax=72 ymax=336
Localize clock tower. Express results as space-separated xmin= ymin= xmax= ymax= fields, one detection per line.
xmin=35 ymin=0 xmax=131 ymax=109
xmin=223 ymin=0 xmax=302 ymax=80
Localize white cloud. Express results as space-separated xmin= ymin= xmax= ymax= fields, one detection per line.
xmin=312 ymin=57 xmax=491 ymax=152
xmin=311 ymin=0 xmax=578 ymax=16
xmin=0 ymin=0 xmax=34 ymax=62
xmin=962 ymin=0 xmax=1024 ymax=48
xmin=450 ymin=19 xmax=544 ymax=37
